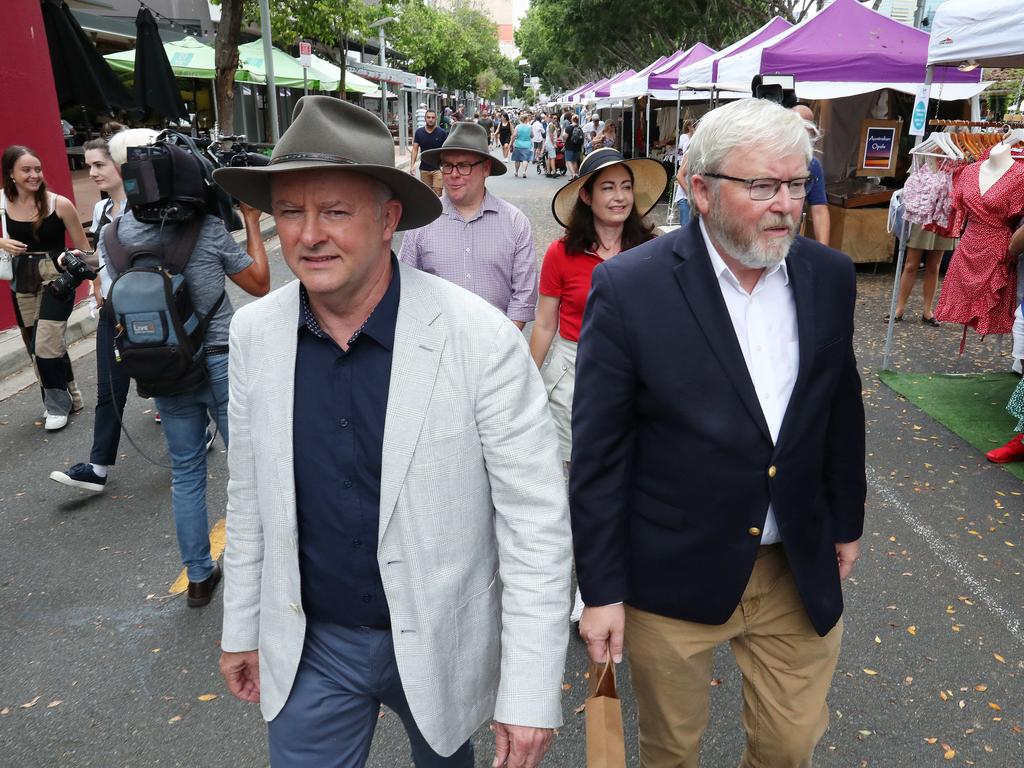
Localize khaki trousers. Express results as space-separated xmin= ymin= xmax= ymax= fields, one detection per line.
xmin=625 ymin=545 xmax=842 ymax=768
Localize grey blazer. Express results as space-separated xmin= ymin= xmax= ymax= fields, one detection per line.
xmin=221 ymin=263 xmax=572 ymax=756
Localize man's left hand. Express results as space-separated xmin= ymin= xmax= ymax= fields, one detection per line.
xmin=491 ymin=722 xmax=554 ymax=768
xmin=835 ymin=540 xmax=861 ymax=580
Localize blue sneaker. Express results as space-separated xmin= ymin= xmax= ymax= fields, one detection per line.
xmin=49 ymin=463 xmax=106 ymax=493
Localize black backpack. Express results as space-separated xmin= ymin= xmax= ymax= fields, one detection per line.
xmin=570 ymin=125 xmax=584 ymax=148
xmin=103 ymin=217 xmax=224 ymax=398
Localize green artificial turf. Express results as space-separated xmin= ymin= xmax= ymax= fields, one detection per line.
xmin=878 ymin=371 xmax=1024 ymax=482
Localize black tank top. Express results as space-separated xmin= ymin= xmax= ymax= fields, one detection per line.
xmin=5 ymin=201 xmax=67 ymax=255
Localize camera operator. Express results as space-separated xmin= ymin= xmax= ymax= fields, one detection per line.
xmin=50 ymin=128 xmax=155 ymax=493
xmin=1 ymin=144 xmax=91 ymax=431
xmin=57 ymin=138 xmax=270 ymax=608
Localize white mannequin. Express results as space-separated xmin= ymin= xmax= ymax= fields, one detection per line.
xmin=979 ymin=140 xmax=1014 ymax=195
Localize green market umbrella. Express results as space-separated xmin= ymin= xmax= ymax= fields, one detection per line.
xmin=296 ymin=53 xmax=378 ymax=94
xmin=105 ymin=35 xmax=259 ymax=82
xmin=238 ymin=39 xmax=322 ymax=89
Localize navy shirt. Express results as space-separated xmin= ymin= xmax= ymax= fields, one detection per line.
xmin=292 ymin=261 xmax=400 ymax=628
xmin=414 ymin=126 xmax=448 ymax=171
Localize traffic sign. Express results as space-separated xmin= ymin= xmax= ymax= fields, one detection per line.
xmin=299 ymin=41 xmax=311 ymax=68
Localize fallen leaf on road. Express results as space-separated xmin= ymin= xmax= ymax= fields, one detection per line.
xmin=975 ymin=684 xmax=988 ymax=692
xmin=20 ymin=696 xmax=40 ymax=709
xmin=0 ymin=707 xmax=10 ymax=715
xmin=168 ymin=715 xmax=181 ymax=723
xmin=574 ymin=703 xmax=586 ymax=715
xmin=47 ymin=700 xmax=61 ymax=708
xmin=863 ymin=669 xmax=878 ymax=676
xmin=993 ymin=653 xmax=1006 ymax=664
xmin=197 ymin=693 xmax=218 ymax=702
xmin=988 ymin=702 xmax=1001 ymax=711
xmin=907 ymin=626 xmax=917 ymax=635
xmin=944 ymin=748 xmax=955 ymax=760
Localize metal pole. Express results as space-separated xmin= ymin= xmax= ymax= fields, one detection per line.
xmin=398 ymin=89 xmax=408 ymax=154
xmin=882 ymin=64 xmax=935 ymax=370
xmin=645 ymin=96 xmax=651 ymax=157
xmin=378 ymin=27 xmax=387 ymax=126
xmin=303 ymin=68 xmax=308 ymax=97
xmin=257 ymin=0 xmax=279 ymax=141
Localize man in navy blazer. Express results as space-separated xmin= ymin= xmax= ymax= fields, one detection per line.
xmin=570 ymin=98 xmax=866 ymax=768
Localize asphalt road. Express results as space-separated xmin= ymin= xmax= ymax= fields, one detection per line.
xmin=1 ymin=150 xmax=1022 ymax=767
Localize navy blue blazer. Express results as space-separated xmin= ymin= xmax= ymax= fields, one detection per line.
xmin=569 ymin=219 xmax=866 ymax=637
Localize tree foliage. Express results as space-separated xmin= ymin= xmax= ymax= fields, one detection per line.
xmin=515 ymin=0 xmax=890 ymax=91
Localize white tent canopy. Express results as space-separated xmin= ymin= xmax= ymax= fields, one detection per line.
xmin=927 ymin=0 xmax=1024 ymax=68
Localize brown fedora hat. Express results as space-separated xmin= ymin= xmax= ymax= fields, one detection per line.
xmin=419 ymin=121 xmax=506 ymax=176
xmin=213 ymin=96 xmax=441 ymax=231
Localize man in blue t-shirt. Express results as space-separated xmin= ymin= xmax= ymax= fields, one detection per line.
xmin=793 ymin=105 xmax=831 ymax=246
xmin=409 ymin=109 xmax=448 ymax=197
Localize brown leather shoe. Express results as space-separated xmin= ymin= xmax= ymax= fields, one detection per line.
xmin=187 ymin=564 xmax=222 ymax=608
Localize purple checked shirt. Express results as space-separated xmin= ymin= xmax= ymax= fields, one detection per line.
xmin=397 ymin=190 xmax=538 ymax=322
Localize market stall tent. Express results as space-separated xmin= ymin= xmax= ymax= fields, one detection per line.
xmin=673 ymin=16 xmax=792 ymax=92
xmin=610 ymin=55 xmax=669 ymax=99
xmin=716 ymin=0 xmax=984 ymax=101
xmin=927 ymin=0 xmax=1024 ymax=68
xmin=648 ymin=43 xmax=717 ymax=100
xmin=106 ymin=36 xmax=258 ymax=82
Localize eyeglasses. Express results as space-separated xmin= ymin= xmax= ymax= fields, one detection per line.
xmin=703 ymin=173 xmax=814 ymax=201
xmin=439 ymin=159 xmax=488 ymax=176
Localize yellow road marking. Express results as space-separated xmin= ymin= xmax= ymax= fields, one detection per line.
xmin=168 ymin=518 xmax=227 ymax=594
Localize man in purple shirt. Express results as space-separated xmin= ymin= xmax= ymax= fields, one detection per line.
xmin=399 ymin=122 xmax=537 ymax=328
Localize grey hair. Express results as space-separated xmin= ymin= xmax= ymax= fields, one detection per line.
xmin=370 ymin=176 xmax=396 ymax=221
xmin=686 ymin=99 xmax=815 ymax=189
xmin=107 ymin=128 xmax=160 ymax=167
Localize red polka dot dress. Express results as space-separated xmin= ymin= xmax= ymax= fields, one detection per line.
xmin=934 ymin=157 xmax=1024 ymax=336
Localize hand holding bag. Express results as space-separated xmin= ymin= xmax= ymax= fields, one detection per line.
xmin=0 ymin=191 xmax=13 ymax=281
xmin=585 ymin=660 xmax=626 ymax=768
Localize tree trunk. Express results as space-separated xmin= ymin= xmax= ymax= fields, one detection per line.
xmin=215 ymin=0 xmax=245 ymax=135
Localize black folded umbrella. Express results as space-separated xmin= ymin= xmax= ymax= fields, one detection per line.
xmin=41 ymin=0 xmax=137 ymax=114
xmin=133 ymin=7 xmax=189 ymax=122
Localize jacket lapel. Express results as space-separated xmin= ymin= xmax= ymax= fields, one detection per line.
xmin=378 ymin=266 xmax=445 ymax=543
xmin=671 ymin=221 xmax=772 ymax=441
xmin=265 ymin=281 xmax=300 ymax=529
xmin=776 ymin=243 xmax=816 ymax=446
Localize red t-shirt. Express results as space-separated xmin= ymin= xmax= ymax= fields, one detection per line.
xmin=539 ymin=238 xmax=603 ymax=342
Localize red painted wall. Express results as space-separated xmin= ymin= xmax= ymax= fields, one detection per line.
xmin=0 ymin=1 xmax=79 ymax=331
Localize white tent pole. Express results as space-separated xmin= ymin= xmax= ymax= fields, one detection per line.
xmin=882 ymin=64 xmax=935 ymax=370
xmin=645 ymin=96 xmax=651 ymax=156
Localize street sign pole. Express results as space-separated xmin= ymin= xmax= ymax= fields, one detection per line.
xmin=299 ymin=41 xmax=311 ymax=97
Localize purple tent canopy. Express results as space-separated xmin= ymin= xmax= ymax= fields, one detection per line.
xmin=648 ymin=43 xmax=716 ymax=91
xmin=759 ymin=0 xmax=978 ymax=84
xmin=595 ymin=69 xmax=636 ymax=98
xmin=585 ymin=77 xmax=612 ymax=98
xmin=569 ymin=81 xmax=595 ymax=100
xmin=712 ymin=17 xmax=792 ymax=81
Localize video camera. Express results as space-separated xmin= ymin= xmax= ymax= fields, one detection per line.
xmin=751 ymin=74 xmax=799 ymax=108
xmin=122 ymin=142 xmax=206 ymax=223
xmin=121 ymin=131 xmax=243 ymax=230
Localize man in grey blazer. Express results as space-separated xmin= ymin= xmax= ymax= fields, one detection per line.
xmin=213 ymin=97 xmax=572 ymax=767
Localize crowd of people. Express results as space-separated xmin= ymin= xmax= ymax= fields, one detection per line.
xmin=3 ymin=95 xmax=868 ymax=767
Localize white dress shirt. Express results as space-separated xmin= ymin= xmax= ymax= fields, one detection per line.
xmin=699 ymin=218 xmax=799 ymax=545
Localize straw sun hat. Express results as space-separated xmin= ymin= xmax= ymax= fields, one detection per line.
xmin=550 ymin=147 xmax=668 ymax=228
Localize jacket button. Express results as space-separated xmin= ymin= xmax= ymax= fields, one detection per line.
xmin=767 ymin=465 xmax=777 ymax=478
xmin=748 ymin=527 xmax=761 ymax=537
xmin=289 ymin=602 xmax=301 ymax=614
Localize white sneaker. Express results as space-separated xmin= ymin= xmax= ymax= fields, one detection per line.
xmin=570 ymin=587 xmax=585 ymax=623
xmin=45 ymin=412 xmax=68 ymax=431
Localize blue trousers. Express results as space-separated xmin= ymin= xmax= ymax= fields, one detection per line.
xmin=268 ymin=622 xmax=474 ymax=768
xmin=90 ymin=308 xmax=131 ymax=466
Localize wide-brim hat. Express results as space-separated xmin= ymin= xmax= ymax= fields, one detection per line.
xmin=213 ymin=96 xmax=441 ymax=231
xmin=551 ymin=148 xmax=668 ymax=228
xmin=419 ymin=121 xmax=506 ymax=176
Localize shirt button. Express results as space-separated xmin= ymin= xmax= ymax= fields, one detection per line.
xmin=339 ymin=418 xmax=349 ymax=428
xmin=352 ymin=538 xmax=362 ymax=547
xmin=748 ymin=527 xmax=762 ymax=537
xmin=361 ymin=593 xmax=372 ymax=603
xmin=343 ymin=479 xmax=353 ymax=489
xmin=768 ymin=465 xmax=777 ymax=478
xmin=465 ymin=247 xmax=470 ymax=252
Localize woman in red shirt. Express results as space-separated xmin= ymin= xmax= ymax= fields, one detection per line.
xmin=531 ymin=147 xmax=666 ymax=621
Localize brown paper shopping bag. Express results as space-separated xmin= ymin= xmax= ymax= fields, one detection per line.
xmin=585 ymin=660 xmax=626 ymax=768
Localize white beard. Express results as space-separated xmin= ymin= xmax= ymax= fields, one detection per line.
xmin=705 ymin=205 xmax=796 ymax=269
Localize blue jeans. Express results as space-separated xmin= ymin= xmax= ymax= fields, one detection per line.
xmin=677 ymin=198 xmax=691 ymax=224
xmin=154 ymin=353 xmax=229 ymax=583
xmin=269 ymin=622 xmax=474 ymax=767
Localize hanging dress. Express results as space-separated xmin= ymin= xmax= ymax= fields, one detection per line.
xmin=934 ymin=156 xmax=1024 ymax=338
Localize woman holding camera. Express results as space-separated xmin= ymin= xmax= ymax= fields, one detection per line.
xmin=1 ymin=144 xmax=90 ymax=430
